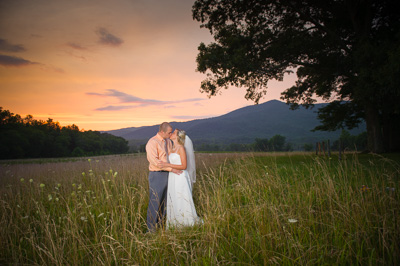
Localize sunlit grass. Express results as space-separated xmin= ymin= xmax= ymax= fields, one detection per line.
xmin=0 ymin=152 xmax=399 ymax=264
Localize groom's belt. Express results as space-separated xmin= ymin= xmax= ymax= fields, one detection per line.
xmin=151 ymin=170 xmax=168 ymax=172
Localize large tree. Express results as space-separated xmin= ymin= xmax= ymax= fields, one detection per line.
xmin=192 ymin=0 xmax=400 ymax=152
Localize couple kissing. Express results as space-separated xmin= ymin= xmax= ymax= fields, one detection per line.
xmin=145 ymin=122 xmax=202 ymax=232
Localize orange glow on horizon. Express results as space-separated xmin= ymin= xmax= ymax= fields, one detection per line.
xmin=0 ymin=0 xmax=296 ymax=131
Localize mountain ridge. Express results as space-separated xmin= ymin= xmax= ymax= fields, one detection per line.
xmin=106 ymin=100 xmax=365 ymax=149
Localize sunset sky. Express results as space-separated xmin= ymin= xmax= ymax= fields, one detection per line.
xmin=0 ymin=0 xmax=296 ymax=131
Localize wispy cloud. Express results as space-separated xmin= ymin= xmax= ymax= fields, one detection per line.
xmin=95 ymin=105 xmax=145 ymax=111
xmin=171 ymin=115 xmax=212 ymax=120
xmin=0 ymin=39 xmax=26 ymax=52
xmin=87 ymin=89 xmax=205 ymax=111
xmin=0 ymin=54 xmax=37 ymax=67
xmin=87 ymin=89 xmax=164 ymax=105
xmin=96 ymin=28 xmax=123 ymax=47
xmin=67 ymin=42 xmax=87 ymax=50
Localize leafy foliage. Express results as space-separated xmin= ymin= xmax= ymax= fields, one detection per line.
xmin=0 ymin=107 xmax=129 ymax=159
xmin=192 ymin=0 xmax=400 ymax=152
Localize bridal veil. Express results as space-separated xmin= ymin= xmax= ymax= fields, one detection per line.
xmin=184 ymin=135 xmax=196 ymax=184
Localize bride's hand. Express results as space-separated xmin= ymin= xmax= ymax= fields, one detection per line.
xmin=171 ymin=168 xmax=182 ymax=175
xmin=157 ymin=160 xmax=167 ymax=168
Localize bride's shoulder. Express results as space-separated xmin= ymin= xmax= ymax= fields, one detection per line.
xmin=174 ymin=144 xmax=185 ymax=153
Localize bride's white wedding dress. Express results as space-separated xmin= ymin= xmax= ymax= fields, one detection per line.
xmin=167 ymin=152 xmax=201 ymax=228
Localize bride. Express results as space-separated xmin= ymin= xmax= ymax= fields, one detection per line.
xmin=157 ymin=129 xmax=202 ymax=228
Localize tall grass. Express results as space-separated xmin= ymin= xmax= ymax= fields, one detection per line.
xmin=0 ymin=152 xmax=399 ymax=264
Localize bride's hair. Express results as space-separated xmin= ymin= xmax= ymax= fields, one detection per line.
xmin=176 ymin=129 xmax=186 ymax=146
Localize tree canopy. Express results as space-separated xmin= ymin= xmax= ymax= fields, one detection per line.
xmin=0 ymin=107 xmax=129 ymax=159
xmin=192 ymin=0 xmax=400 ymax=152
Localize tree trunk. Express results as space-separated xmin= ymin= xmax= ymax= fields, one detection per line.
xmin=382 ymin=114 xmax=400 ymax=152
xmin=364 ymin=103 xmax=385 ymax=153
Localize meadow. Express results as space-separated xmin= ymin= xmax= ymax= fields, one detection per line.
xmin=0 ymin=152 xmax=399 ymax=265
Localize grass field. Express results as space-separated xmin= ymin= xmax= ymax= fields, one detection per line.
xmin=1 ymin=152 xmax=399 ymax=265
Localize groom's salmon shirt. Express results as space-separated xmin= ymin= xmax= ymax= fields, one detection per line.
xmin=146 ymin=133 xmax=173 ymax=172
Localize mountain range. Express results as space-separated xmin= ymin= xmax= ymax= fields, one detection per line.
xmin=105 ymin=100 xmax=366 ymax=150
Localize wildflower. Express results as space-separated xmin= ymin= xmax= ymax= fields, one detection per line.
xmin=40 ymin=183 xmax=45 ymax=188
xmin=288 ymin=219 xmax=298 ymax=223
xmin=361 ymin=185 xmax=370 ymax=192
xmin=96 ymin=160 xmax=99 ymax=163
xmin=113 ymin=172 xmax=118 ymax=177
xmin=98 ymin=213 xmax=104 ymax=218
xmin=20 ymin=178 xmax=25 ymax=182
xmin=78 ymin=184 xmax=82 ymax=190
xmin=48 ymin=194 xmax=53 ymax=201
xmin=72 ymin=183 xmax=76 ymax=187
xmin=82 ymin=172 xmax=85 ymax=176
xmin=29 ymin=179 xmax=33 ymax=183
xmin=55 ymin=197 xmax=59 ymax=201
xmin=22 ymin=215 xmax=29 ymax=220
xmin=57 ymin=183 xmax=61 ymax=187
xmin=81 ymin=216 xmax=87 ymax=222
xmin=71 ymin=191 xmax=76 ymax=196
xmin=88 ymin=159 xmax=92 ymax=162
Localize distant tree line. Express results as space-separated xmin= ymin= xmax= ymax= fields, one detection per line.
xmin=304 ymin=130 xmax=367 ymax=152
xmin=193 ymin=131 xmax=367 ymax=152
xmin=194 ymin=134 xmax=294 ymax=152
xmin=0 ymin=107 xmax=129 ymax=159
xmin=331 ymin=130 xmax=368 ymax=152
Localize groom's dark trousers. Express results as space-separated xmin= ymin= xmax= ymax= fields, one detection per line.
xmin=146 ymin=171 xmax=169 ymax=232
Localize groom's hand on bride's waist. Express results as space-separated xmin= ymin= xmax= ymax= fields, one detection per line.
xmin=171 ymin=169 xmax=183 ymax=175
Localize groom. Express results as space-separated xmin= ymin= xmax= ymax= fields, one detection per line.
xmin=145 ymin=122 xmax=182 ymax=232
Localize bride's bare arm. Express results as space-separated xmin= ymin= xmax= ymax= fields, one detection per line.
xmin=157 ymin=146 xmax=187 ymax=170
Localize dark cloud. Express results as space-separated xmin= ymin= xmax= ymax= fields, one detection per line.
xmin=87 ymin=89 xmax=205 ymax=111
xmin=0 ymin=54 xmax=36 ymax=67
xmin=96 ymin=28 xmax=123 ymax=47
xmin=67 ymin=42 xmax=87 ymax=50
xmin=0 ymin=39 xmax=26 ymax=52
